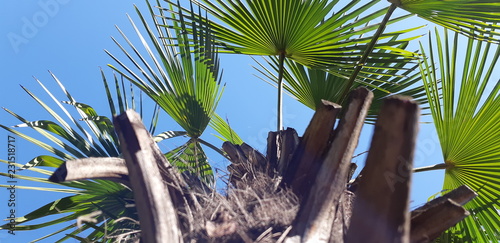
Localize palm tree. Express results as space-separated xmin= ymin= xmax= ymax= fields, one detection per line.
xmin=136 ymin=0 xmax=500 ymax=241
xmin=1 ymin=0 xmax=499 ymax=241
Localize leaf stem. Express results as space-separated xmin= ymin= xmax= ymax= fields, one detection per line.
xmin=339 ymin=3 xmax=398 ymax=102
xmin=413 ymin=163 xmax=448 ymax=173
xmin=198 ymin=138 xmax=229 ymax=160
xmin=277 ymin=52 xmax=286 ymax=131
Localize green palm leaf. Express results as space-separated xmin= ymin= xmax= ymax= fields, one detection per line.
xmin=181 ymin=0 xmax=418 ymax=67
xmin=106 ymin=0 xmax=224 ymax=138
xmin=420 ymin=29 xmax=500 ymax=242
xmin=165 ymin=139 xmax=214 ymax=184
xmin=153 ymin=130 xmax=188 ymax=142
xmin=2 ymin=79 xmax=116 ymax=159
xmin=0 ymin=71 xmax=158 ymax=241
xmin=106 ymin=0 xmax=238 ymax=182
xmin=0 ymin=159 xmax=135 ymax=242
xmin=19 ymin=155 xmax=65 ymax=170
xmin=209 ymin=113 xmax=243 ymax=145
xmin=166 ymin=0 xmax=421 ymax=130
xmin=392 ymin=0 xmax=500 ymax=43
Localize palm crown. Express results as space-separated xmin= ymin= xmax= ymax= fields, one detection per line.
xmin=0 ymin=0 xmax=499 ymax=242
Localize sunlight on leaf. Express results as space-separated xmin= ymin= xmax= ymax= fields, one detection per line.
xmin=420 ymin=29 xmax=500 ymax=242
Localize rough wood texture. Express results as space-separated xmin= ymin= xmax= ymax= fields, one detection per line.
xmin=283 ymin=100 xmax=342 ymax=199
xmin=224 ymin=142 xmax=268 ymax=186
xmin=345 ymin=96 xmax=420 ymax=243
xmin=330 ymin=190 xmax=355 ymax=243
xmin=290 ymin=87 xmax=373 ymax=242
xmin=410 ymin=199 xmax=468 ymax=243
xmin=412 ymin=185 xmax=476 ymax=210
xmin=224 ymin=128 xmax=300 ymax=187
xmin=114 ymin=110 xmax=183 ymax=243
xmin=267 ymin=128 xmax=300 ymax=176
xmin=49 ymin=157 xmax=129 ymax=185
xmin=410 ymin=185 xmax=476 ymax=242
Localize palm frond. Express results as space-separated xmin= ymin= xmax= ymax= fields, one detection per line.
xmin=393 ymin=0 xmax=500 ymax=43
xmin=420 ymin=29 xmax=500 ymax=242
xmin=176 ymin=0 xmax=420 ymax=68
xmin=0 ymin=71 xmax=157 ymax=241
xmin=2 ymin=79 xmax=117 ymax=159
xmin=166 ymin=0 xmax=422 ymax=130
xmin=106 ymin=0 xmax=238 ymax=185
xmin=19 ymin=155 xmax=65 ymax=171
xmin=106 ymin=0 xmax=224 ymax=138
xmin=165 ymin=139 xmax=214 ymax=185
xmin=0 ymin=159 xmax=135 ymax=242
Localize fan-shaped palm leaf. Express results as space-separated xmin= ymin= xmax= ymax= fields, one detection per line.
xmin=182 ymin=0 xmax=418 ymax=67
xmin=0 ymin=171 xmax=137 ymax=242
xmin=391 ymin=0 xmax=500 ymax=43
xmin=420 ymin=29 xmax=500 ymax=242
xmin=0 ymin=72 xmax=160 ymax=242
xmin=106 ymin=0 xmax=224 ymax=138
xmin=106 ymin=0 xmax=244 ymax=182
xmin=169 ymin=0 xmax=421 ymax=130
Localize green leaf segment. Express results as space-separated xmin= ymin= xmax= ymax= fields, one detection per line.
xmin=392 ymin=0 xmax=500 ymax=44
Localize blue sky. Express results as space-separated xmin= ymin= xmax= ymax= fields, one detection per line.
xmin=0 ymin=0 xmax=464 ymax=242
